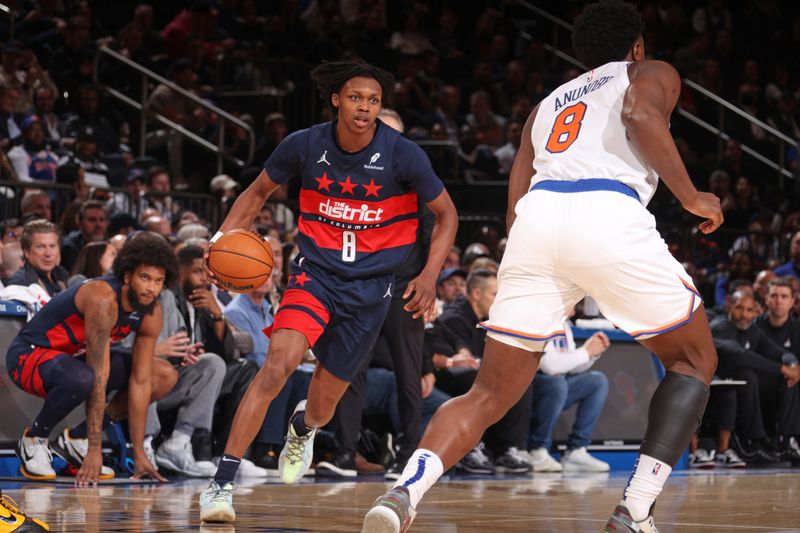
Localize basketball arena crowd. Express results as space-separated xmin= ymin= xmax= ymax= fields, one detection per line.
xmin=0 ymin=0 xmax=799 ymax=483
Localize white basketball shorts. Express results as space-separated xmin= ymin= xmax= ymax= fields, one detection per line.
xmin=481 ymin=180 xmax=701 ymax=352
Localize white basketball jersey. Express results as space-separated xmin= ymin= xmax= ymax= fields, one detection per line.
xmin=530 ymin=61 xmax=658 ymax=205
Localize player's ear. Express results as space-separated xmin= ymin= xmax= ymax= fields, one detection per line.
xmin=331 ymin=93 xmax=339 ymax=109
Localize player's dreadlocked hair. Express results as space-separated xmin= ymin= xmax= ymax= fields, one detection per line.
xmin=572 ymin=0 xmax=645 ymax=70
xmin=113 ymin=231 xmax=178 ymax=287
xmin=311 ymin=60 xmax=395 ymax=110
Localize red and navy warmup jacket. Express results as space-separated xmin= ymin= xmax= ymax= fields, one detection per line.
xmin=12 ymin=276 xmax=145 ymax=356
xmin=264 ymin=119 xmax=444 ymax=279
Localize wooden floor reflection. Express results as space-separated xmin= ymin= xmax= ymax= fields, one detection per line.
xmin=2 ymin=469 xmax=799 ymax=532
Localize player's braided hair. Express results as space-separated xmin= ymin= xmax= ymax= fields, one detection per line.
xmin=311 ymin=60 xmax=395 ymax=110
xmin=572 ymin=0 xmax=645 ymax=69
xmin=113 ymin=231 xmax=178 ymax=287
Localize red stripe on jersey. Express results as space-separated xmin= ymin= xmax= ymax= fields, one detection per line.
xmin=64 ymin=313 xmax=86 ymax=347
xmin=298 ymin=218 xmax=419 ymax=252
xmin=300 ymin=189 xmax=418 ymax=225
xmin=45 ymin=324 xmax=73 ymax=352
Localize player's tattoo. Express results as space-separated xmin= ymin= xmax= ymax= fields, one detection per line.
xmin=84 ymin=298 xmax=116 ymax=450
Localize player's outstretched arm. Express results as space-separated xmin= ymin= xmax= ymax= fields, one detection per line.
xmin=216 ymin=169 xmax=281 ymax=234
xmin=74 ymin=282 xmax=117 ymax=487
xmin=622 ymin=60 xmax=722 ymax=234
xmin=506 ymin=104 xmax=538 ymax=232
xmin=129 ymin=306 xmax=168 ymax=482
xmin=404 ymin=189 xmax=458 ymax=319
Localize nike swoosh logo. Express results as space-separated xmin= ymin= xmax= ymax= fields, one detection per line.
xmin=220 ymin=457 xmax=239 ymax=463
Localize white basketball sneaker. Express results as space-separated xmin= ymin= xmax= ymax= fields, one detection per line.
xmin=17 ymin=428 xmax=56 ymax=480
xmin=156 ymin=433 xmax=216 ymax=477
xmin=528 ymin=447 xmax=563 ymax=472
xmin=279 ymin=400 xmax=317 ymax=484
xmin=561 ymin=447 xmax=610 ymax=472
xmin=199 ymin=481 xmax=236 ymax=523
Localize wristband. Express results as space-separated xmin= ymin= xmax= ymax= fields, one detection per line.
xmin=210 ymin=231 xmax=223 ymax=243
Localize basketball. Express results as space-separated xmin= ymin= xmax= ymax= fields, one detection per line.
xmin=207 ymin=229 xmax=274 ymax=293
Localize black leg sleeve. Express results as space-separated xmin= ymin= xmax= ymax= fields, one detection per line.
xmin=640 ymin=372 xmax=710 ymax=467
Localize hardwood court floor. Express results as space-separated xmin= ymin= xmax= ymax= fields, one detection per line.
xmin=2 ymin=470 xmax=799 ymax=532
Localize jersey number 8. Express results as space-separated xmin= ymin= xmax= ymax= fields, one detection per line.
xmin=545 ymin=102 xmax=587 ymax=154
xmin=342 ymin=231 xmax=356 ymax=262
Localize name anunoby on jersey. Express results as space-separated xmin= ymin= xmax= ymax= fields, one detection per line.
xmin=319 ymin=198 xmax=384 ymax=223
xmin=554 ymin=75 xmax=613 ymax=111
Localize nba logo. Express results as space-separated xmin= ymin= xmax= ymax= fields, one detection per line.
xmin=651 ymin=463 xmax=661 ymax=475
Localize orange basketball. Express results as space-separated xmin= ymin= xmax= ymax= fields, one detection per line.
xmin=207 ymin=229 xmax=274 ymax=293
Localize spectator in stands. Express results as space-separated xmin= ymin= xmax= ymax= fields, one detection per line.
xmin=466 ymin=90 xmax=505 ymax=149
xmin=753 ymin=269 xmax=776 ymax=304
xmin=6 ymin=218 xmax=68 ymax=296
xmin=254 ymin=112 xmax=288 ymax=163
xmin=437 ymin=269 xmax=532 ymax=473
xmin=161 ymin=2 xmax=221 ymax=61
xmin=144 ymin=166 xmax=177 ymax=223
xmin=754 ymin=277 xmax=800 ymax=462
xmin=210 ymin=174 xmax=240 ymax=211
xmin=527 ymin=314 xmax=611 ymax=472
xmin=774 ymin=231 xmax=800 ymax=278
xmin=143 ymin=215 xmax=171 ymax=238
xmin=714 ymin=250 xmax=755 ymax=307
xmin=148 ymin=59 xmax=199 ymax=131
xmin=726 ymin=176 xmax=760 ymax=230
xmin=0 ymin=240 xmax=23 ymax=282
xmin=710 ymin=290 xmax=800 ymax=466
xmin=0 ymin=83 xmax=24 ymax=146
xmin=224 ymin=277 xmax=312 ymax=472
xmin=457 ymin=123 xmax=499 ymax=182
xmin=141 ymin=283 xmax=237 ymax=478
xmin=0 ymin=42 xmax=58 ymax=114
xmin=60 ymin=199 xmax=108 ymax=272
xmin=47 ymin=16 xmax=93 ymax=99
xmin=56 ymin=161 xmax=90 ymax=203
xmin=122 ymin=4 xmax=163 ymax=59
xmin=429 ymin=85 xmax=463 ymax=143
xmin=436 ymin=267 xmax=466 ymax=307
xmin=68 ymin=239 xmax=116 ymax=286
xmin=7 ymin=116 xmax=58 ymax=183
xmin=443 ymin=245 xmax=461 ymax=269
xmin=1 ymin=218 xmax=23 ymax=244
xmin=389 ymin=10 xmax=434 ymax=56
xmin=63 ymin=84 xmax=120 ymax=156
xmin=33 ymin=87 xmax=63 ymax=144
xmin=19 ymin=190 xmax=51 ymax=221
xmin=174 ymin=245 xmax=258 ymax=457
xmin=59 ymin=126 xmax=111 ymax=188
xmin=494 ymin=119 xmax=523 ymax=176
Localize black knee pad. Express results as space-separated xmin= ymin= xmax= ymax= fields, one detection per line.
xmin=640 ymin=372 xmax=709 ymax=467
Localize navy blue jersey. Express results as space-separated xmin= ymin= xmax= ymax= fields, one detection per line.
xmin=264 ymin=120 xmax=444 ymax=279
xmin=14 ymin=277 xmax=144 ymax=355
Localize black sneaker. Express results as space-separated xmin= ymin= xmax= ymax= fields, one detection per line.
xmin=384 ymin=458 xmax=405 ymax=481
xmin=731 ymin=434 xmax=789 ymax=468
xmin=455 ymin=443 xmax=495 ymax=475
xmin=493 ymin=447 xmax=532 ymax=474
xmin=252 ymin=446 xmax=279 ymax=474
xmin=778 ymin=437 xmax=800 ymax=466
xmin=316 ymin=450 xmax=357 ymax=478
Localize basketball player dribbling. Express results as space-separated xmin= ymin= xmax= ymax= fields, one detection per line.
xmin=363 ymin=1 xmax=723 ymax=532
xmin=199 ymin=60 xmax=458 ymax=524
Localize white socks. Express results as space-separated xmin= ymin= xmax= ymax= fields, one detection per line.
xmin=624 ymin=454 xmax=672 ymax=521
xmin=393 ymin=449 xmax=444 ymax=508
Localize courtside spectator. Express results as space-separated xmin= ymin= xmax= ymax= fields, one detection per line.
xmin=6 ymin=219 xmax=68 ymax=296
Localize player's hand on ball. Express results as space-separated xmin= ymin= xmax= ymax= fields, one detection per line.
xmin=683 ymin=192 xmax=723 ymax=234
xmin=404 ymin=272 xmax=437 ymax=319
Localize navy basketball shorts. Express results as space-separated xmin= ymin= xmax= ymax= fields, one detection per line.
xmin=7 ymin=338 xmax=133 ymax=397
xmin=270 ymin=257 xmax=394 ymax=382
